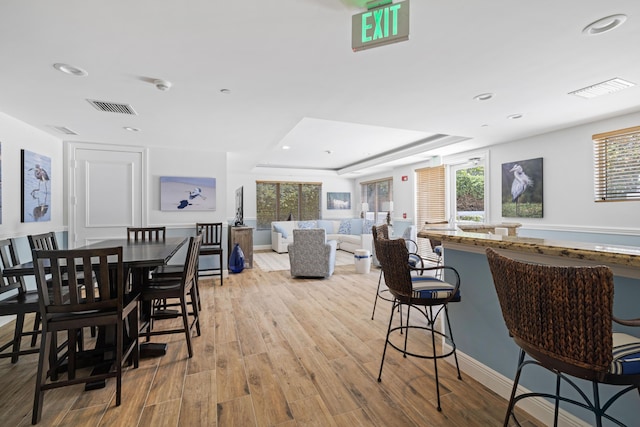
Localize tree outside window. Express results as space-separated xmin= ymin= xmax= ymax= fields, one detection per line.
xmin=256 ymin=182 xmax=321 ymax=229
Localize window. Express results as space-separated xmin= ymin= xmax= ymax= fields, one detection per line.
xmin=594 ymin=126 xmax=640 ymax=202
xmin=361 ymin=178 xmax=393 ymax=224
xmin=256 ymin=181 xmax=321 ymax=229
xmin=451 ymin=161 xmax=485 ymax=223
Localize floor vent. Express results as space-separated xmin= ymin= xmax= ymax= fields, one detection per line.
xmin=87 ymin=99 xmax=137 ymax=115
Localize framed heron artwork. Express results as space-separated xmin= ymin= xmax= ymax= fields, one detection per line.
xmin=160 ymin=176 xmax=216 ymax=211
xmin=21 ymin=149 xmax=51 ymax=222
xmin=501 ymin=157 xmax=543 ymax=218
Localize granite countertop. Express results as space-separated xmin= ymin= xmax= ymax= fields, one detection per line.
xmin=417 ymin=228 xmax=640 ymax=269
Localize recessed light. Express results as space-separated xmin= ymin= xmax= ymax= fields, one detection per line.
xmin=282 ymin=145 xmax=290 ymax=150
xmin=220 ymin=88 xmax=231 ymax=94
xmin=124 ymin=126 xmax=140 ymax=132
xmin=473 ymin=93 xmax=494 ymax=101
xmin=507 ymin=114 xmax=523 ymax=120
xmin=153 ymin=79 xmax=172 ymax=91
xmin=583 ymin=14 xmax=627 ymax=35
xmin=53 ymin=63 xmax=88 ymax=76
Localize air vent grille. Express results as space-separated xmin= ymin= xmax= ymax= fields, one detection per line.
xmin=569 ymin=78 xmax=635 ymax=99
xmin=87 ymin=99 xmax=137 ymax=115
xmin=51 ymin=126 xmax=78 ymax=135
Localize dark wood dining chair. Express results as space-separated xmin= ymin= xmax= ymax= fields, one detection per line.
xmin=196 ymin=222 xmax=224 ymax=286
xmin=0 ymin=238 xmax=40 ymax=363
xmin=28 ymin=231 xmax=98 ymax=343
xmin=27 ymin=231 xmax=59 ymax=251
xmin=140 ymin=234 xmax=202 ymax=358
xmin=31 ymin=246 xmax=139 ymax=425
xmin=127 ymin=227 xmax=166 ymax=242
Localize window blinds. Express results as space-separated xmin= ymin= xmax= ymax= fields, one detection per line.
xmin=593 ymin=126 xmax=640 ymax=202
xmin=415 ymin=165 xmax=446 ymax=253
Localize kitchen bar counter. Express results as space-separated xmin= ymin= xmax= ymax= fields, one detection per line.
xmin=418 ymin=228 xmax=640 ymax=277
xmin=416 ymin=226 xmax=640 ymax=425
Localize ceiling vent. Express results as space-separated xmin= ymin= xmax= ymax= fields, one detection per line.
xmin=569 ymin=78 xmax=635 ymax=99
xmin=87 ymin=99 xmax=137 ymax=115
xmin=51 ymin=125 xmax=78 ymax=135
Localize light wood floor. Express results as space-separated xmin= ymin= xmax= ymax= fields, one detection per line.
xmin=0 ymin=263 xmax=543 ymax=426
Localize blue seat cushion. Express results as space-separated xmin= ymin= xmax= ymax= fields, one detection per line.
xmin=611 ymin=332 xmax=640 ymax=375
xmin=273 ymin=224 xmax=288 ymax=239
xmin=410 ymin=276 xmax=460 ymax=300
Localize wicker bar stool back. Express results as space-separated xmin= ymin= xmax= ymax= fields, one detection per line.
xmin=486 ymin=248 xmax=640 ymax=427
xmin=370 ymin=224 xmax=393 ymax=320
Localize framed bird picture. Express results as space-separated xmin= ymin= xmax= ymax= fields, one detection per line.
xmin=21 ymin=149 xmax=51 ymax=222
xmin=501 ymin=157 xmax=543 ymax=218
xmin=160 ymin=176 xmax=216 ymax=211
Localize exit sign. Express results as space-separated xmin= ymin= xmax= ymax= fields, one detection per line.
xmin=352 ymin=0 xmax=410 ymax=52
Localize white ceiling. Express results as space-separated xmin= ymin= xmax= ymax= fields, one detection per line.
xmin=1 ymin=1 xmax=639 ymax=177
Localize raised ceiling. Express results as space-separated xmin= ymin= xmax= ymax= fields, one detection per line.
xmin=0 ymin=1 xmax=638 ymax=176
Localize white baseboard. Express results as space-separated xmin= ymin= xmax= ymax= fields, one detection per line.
xmin=443 ymin=344 xmax=591 ymax=427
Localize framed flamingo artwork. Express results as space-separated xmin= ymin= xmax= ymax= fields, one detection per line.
xmin=501 ymin=157 xmax=543 ymax=218
xmin=21 ymin=149 xmax=51 ymax=222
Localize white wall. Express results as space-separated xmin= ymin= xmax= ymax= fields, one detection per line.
xmin=0 ymin=112 xmax=64 ymax=239
xmin=147 ymin=146 xmax=228 ymax=228
xmin=353 ymin=111 xmax=640 ymax=236
xmin=489 ymin=111 xmax=640 ymax=232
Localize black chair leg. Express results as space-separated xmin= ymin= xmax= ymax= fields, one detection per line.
xmin=371 ymin=270 xmax=383 ymax=320
xmin=444 ymin=305 xmax=461 ymax=380
xmin=181 ymin=298 xmax=193 ymax=358
xmin=11 ymin=313 xmax=26 ymax=363
xmin=31 ymin=313 xmax=41 ymax=347
xmin=592 ymin=382 xmax=603 ymax=427
xmin=503 ymin=349 xmax=526 ymax=427
xmin=377 ymin=300 xmax=398 ymax=382
xmin=191 ymin=287 xmax=201 ymax=337
xmin=429 ymin=306 xmax=442 ymax=411
xmin=32 ymin=328 xmax=52 ymax=425
xmin=218 ymin=253 xmax=223 ymax=286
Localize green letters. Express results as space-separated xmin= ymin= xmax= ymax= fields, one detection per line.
xmin=362 ymin=12 xmax=373 ymax=42
xmin=361 ymin=3 xmax=403 ymax=43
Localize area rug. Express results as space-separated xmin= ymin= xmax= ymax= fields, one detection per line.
xmin=254 ymin=249 xmax=355 ymax=272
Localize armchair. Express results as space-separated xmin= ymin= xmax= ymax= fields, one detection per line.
xmin=288 ymin=229 xmax=337 ymax=278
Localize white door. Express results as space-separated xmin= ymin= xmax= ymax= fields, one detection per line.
xmin=68 ymin=142 xmax=146 ymax=248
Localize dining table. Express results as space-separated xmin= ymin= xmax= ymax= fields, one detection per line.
xmin=2 ymin=235 xmax=189 ymax=387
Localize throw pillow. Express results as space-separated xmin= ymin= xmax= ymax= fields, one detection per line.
xmin=338 ymin=219 xmax=351 ymax=234
xmin=273 ymin=224 xmax=288 ymax=239
xmin=298 ymin=220 xmax=317 ymax=229
xmin=316 ymin=220 xmax=335 ymax=234
xmin=363 ymin=219 xmax=374 ymax=234
xmin=349 ymin=218 xmax=363 ymax=235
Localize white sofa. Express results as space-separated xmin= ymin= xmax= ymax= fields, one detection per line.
xmin=271 ymin=219 xmax=373 ymax=254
